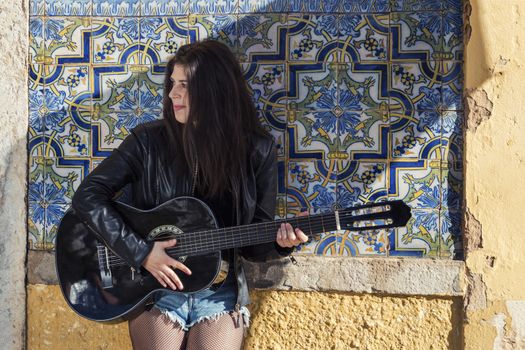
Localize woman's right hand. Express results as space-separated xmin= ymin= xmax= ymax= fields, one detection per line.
xmin=142 ymin=239 xmax=192 ymax=290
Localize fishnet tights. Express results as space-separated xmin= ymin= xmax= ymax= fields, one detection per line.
xmin=129 ymin=308 xmax=244 ymax=350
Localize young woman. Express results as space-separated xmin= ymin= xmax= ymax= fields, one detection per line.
xmin=71 ymin=40 xmax=308 ymax=350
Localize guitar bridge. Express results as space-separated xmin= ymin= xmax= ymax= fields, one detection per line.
xmin=97 ymin=244 xmax=113 ymax=289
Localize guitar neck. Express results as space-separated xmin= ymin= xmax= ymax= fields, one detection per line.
xmin=166 ymin=200 xmax=409 ymax=257
xmin=167 ymin=214 xmax=336 ymax=257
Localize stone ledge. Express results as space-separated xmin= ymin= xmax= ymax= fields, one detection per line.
xmin=244 ymin=256 xmax=465 ymax=296
xmin=29 ymin=250 xmax=465 ymax=296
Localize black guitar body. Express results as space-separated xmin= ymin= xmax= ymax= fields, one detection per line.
xmin=56 ymin=197 xmax=229 ymax=323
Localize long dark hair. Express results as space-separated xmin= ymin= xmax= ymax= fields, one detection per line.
xmin=162 ymin=39 xmax=268 ymax=200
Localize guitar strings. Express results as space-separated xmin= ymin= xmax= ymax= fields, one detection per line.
xmin=100 ymin=218 xmax=396 ymax=267
xmin=101 ymin=218 xmax=395 ymax=268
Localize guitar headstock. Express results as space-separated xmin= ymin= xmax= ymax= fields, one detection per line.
xmin=338 ymin=200 xmax=411 ymax=231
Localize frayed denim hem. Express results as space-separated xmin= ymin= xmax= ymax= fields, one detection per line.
xmin=154 ymin=305 xmax=250 ymax=331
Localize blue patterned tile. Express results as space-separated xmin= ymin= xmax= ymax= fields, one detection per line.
xmin=441 ymin=111 xmax=463 ymax=162
xmin=339 ymin=229 xmax=388 ymax=256
xmin=389 ymin=160 xmax=441 ymax=209
xmin=337 ymin=161 xmax=387 ymax=205
xmin=45 ymin=0 xmax=92 ymax=16
xmin=389 ymin=209 xmax=440 ymax=257
xmin=287 ymin=62 xmax=337 ymax=111
xmin=440 ymin=207 xmax=462 ymax=258
xmin=443 ymin=10 xmax=463 ymax=60
xmin=30 ymin=0 xmax=45 ymax=15
xmin=391 ymin=0 xmax=441 ymax=11
xmin=443 ymin=0 xmax=462 ymax=12
xmin=188 ymin=14 xmax=238 ymax=52
xmin=289 ymin=0 xmax=339 ymax=12
xmin=45 ymin=65 xmax=92 ymax=111
xmin=340 ymin=14 xmax=389 ymax=62
xmin=441 ymin=160 xmax=462 ymax=210
xmin=29 ymin=18 xmax=45 ymax=65
xmin=287 ymin=110 xmax=338 ymax=158
xmin=92 ymin=18 xmax=141 ymax=65
xmin=188 ymin=0 xmax=236 ymax=14
xmin=341 ymin=0 xmax=389 ymax=12
xmin=390 ymin=12 xmax=443 ymax=61
xmin=139 ymin=17 xmax=188 ymax=65
xmin=138 ymin=64 xmax=166 ymax=108
xmin=141 ymin=0 xmax=189 ymax=15
xmin=41 ymin=157 xmax=87 ymax=249
xmin=44 ymin=18 xmax=91 ymax=65
xmin=390 ymin=110 xmax=441 ymax=160
xmin=339 ymin=109 xmax=389 ymax=160
xmin=339 ymin=62 xmax=389 ymax=111
xmin=239 ymin=0 xmax=289 ymax=13
xmin=28 ymin=157 xmax=46 ymax=250
xmin=287 ymin=160 xmax=337 ymax=210
xmin=44 ymin=108 xmax=91 ymax=158
xmin=243 ymin=63 xmax=286 ymax=110
xmin=237 ymin=14 xmax=288 ymax=63
xmin=93 ymin=0 xmax=140 ymax=16
xmin=441 ymin=61 xmax=463 ymax=110
xmin=288 ymin=14 xmax=339 ymax=62
xmin=258 ymin=110 xmax=286 ymax=158
xmin=28 ymin=65 xmax=47 ymax=137
xmin=389 ymin=62 xmax=443 ymax=112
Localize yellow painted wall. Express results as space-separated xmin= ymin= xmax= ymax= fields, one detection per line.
xmin=28 ymin=285 xmax=461 ymax=349
xmin=464 ymin=0 xmax=525 ymax=348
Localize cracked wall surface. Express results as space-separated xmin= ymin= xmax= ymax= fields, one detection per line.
xmin=464 ymin=0 xmax=525 ymax=349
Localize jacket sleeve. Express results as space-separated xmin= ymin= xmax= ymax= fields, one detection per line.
xmin=240 ymin=138 xmax=293 ymax=262
xmin=71 ymin=126 xmax=154 ymax=270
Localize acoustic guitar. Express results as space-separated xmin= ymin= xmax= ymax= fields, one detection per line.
xmin=55 ymin=196 xmax=411 ymax=323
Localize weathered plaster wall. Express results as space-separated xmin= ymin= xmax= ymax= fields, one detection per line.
xmin=464 ymin=1 xmax=525 ymax=349
xmin=0 ymin=1 xmax=28 ymax=349
xmin=28 ymin=284 xmax=461 ymax=350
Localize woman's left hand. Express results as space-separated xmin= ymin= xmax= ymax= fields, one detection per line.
xmin=276 ymin=212 xmax=309 ymax=248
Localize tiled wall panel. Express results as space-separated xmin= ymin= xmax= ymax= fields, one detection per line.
xmin=28 ymin=0 xmax=464 ymax=258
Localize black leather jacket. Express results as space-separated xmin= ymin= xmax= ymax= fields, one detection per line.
xmin=71 ymin=120 xmax=289 ymax=308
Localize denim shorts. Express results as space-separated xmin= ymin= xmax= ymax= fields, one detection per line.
xmin=153 ymin=275 xmax=249 ymax=331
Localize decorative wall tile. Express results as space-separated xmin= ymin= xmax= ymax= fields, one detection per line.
xmin=390 ymin=110 xmax=442 ymax=160
xmin=92 ymin=17 xmax=141 ymax=64
xmin=29 ymin=17 xmax=45 ymax=64
xmin=389 ymin=160 xmax=441 ymax=209
xmin=30 ymin=0 xmax=45 ymax=16
xmin=237 ymin=14 xmax=287 ymax=62
xmin=287 ymin=62 xmax=337 ymax=110
xmin=339 ymin=109 xmax=389 ymax=160
xmin=243 ymin=63 xmax=286 ymax=110
xmin=287 ymin=160 xmax=337 ymax=210
xmin=139 ymin=17 xmax=189 ymax=64
xmin=391 ymin=0 xmax=441 ymax=12
xmin=287 ymin=14 xmax=339 ymax=62
xmin=339 ymin=229 xmax=388 ymax=256
xmin=340 ymin=14 xmax=389 ymax=62
xmin=93 ymin=0 xmax=140 ymax=16
xmin=389 ymin=209 xmax=440 ymax=257
xmin=339 ymin=62 xmax=389 ymax=111
xmin=440 ymin=207 xmax=462 ymax=258
xmin=141 ymin=0 xmax=189 ymax=16
xmin=27 ymin=0 xmax=464 ymax=256
xmin=390 ymin=61 xmax=442 ymax=112
xmin=390 ymin=11 xmax=443 ymax=61
xmin=239 ymin=0 xmax=289 ymax=13
xmin=45 ymin=18 xmax=92 ymax=65
xmin=189 ymin=0 xmax=236 ymax=14
xmin=45 ymin=0 xmax=92 ymax=16
xmin=187 ymin=14 xmax=238 ymax=51
xmin=341 ymin=0 xmax=389 ymax=13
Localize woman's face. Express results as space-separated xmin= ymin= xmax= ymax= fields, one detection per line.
xmin=169 ymin=65 xmax=189 ymax=124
